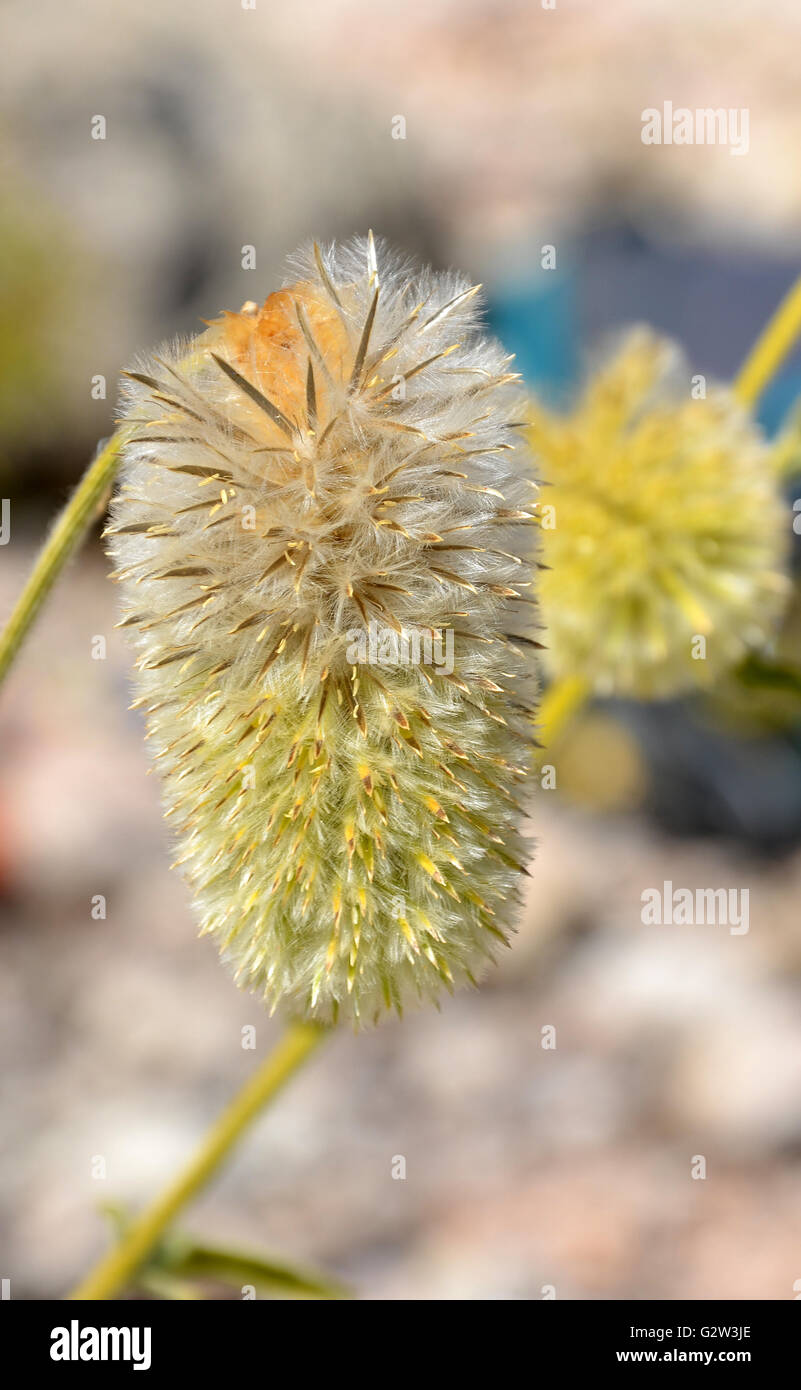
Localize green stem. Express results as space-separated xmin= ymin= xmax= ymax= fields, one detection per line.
xmin=0 ymin=430 xmax=126 ymax=686
xmin=68 ymin=1020 xmax=329 ymax=1301
xmin=734 ymin=272 xmax=801 ymax=408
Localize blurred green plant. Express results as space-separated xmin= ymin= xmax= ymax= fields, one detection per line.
xmin=100 ymin=1204 xmax=349 ymax=1301
xmin=0 ymin=199 xmax=67 ymax=458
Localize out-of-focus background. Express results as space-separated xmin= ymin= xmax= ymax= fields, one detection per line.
xmin=2 ymin=0 xmax=801 ymax=1300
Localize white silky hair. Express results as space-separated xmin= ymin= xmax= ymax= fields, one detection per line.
xmin=108 ymin=234 xmax=539 ymax=1025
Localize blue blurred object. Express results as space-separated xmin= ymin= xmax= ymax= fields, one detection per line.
xmin=756 ymin=376 xmax=801 ymax=437
xmin=486 ymin=259 xmax=578 ymax=405
xmin=487 ymin=221 xmax=801 ymax=436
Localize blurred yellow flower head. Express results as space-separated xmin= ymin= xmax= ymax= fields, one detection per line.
xmin=531 ymin=329 xmax=790 ymax=698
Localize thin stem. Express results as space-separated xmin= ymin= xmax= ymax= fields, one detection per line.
xmin=68 ymin=1020 xmax=329 ymax=1301
xmin=734 ymin=272 xmax=801 ymax=408
xmin=0 ymin=430 xmax=127 ymax=685
xmin=538 ymin=674 xmax=590 ymax=750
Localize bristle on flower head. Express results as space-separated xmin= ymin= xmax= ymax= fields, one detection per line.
xmin=531 ymin=329 xmax=790 ymax=699
xmin=107 ymin=234 xmax=538 ymax=1025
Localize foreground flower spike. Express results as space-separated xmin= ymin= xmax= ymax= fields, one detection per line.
xmin=107 ymin=235 xmax=538 ymax=1025
xmin=531 ymin=330 xmax=790 ymax=699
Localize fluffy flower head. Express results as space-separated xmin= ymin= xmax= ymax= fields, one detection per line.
xmin=108 ymin=235 xmax=537 ymax=1025
xmin=531 ymin=330 xmax=789 ymax=698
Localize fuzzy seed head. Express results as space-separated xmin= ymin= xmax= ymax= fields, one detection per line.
xmin=108 ymin=235 xmax=537 ymax=1026
xmin=531 ymin=330 xmax=790 ymax=698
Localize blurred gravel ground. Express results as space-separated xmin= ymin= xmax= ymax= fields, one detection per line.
xmin=2 ymin=541 xmax=801 ymax=1300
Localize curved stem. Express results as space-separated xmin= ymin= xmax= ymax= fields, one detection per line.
xmin=0 ymin=430 xmax=127 ymax=686
xmin=538 ymin=673 xmax=590 ymax=750
xmin=68 ymin=1020 xmax=329 ymax=1301
xmin=734 ymin=272 xmax=801 ymax=408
